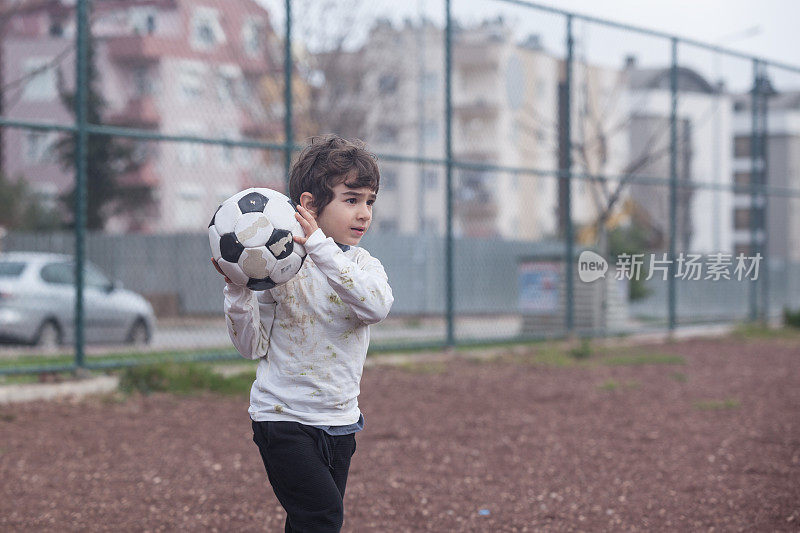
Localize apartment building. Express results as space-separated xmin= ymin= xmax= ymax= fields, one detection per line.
xmin=2 ymin=0 xmax=284 ymax=233
xmin=732 ymin=84 xmax=800 ymax=264
xmin=624 ymin=56 xmax=734 ymax=253
xmin=314 ymin=18 xmax=566 ymax=242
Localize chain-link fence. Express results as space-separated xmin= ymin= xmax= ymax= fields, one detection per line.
xmin=1 ymin=0 xmax=798 ymax=374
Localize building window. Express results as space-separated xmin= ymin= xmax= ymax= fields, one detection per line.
xmin=178 ymin=61 xmax=206 ymax=101
xmin=242 ymin=19 xmax=264 ymax=57
xmin=734 ymin=137 xmax=750 ymax=158
xmin=176 ymin=185 xmax=204 ymax=229
xmin=130 ymin=7 xmax=157 ymax=35
xmin=21 ymin=58 xmax=57 ymax=102
xmin=49 ymin=22 xmax=64 ymax=37
xmin=734 ymin=207 xmax=764 ymax=230
xmin=216 ymin=65 xmax=241 ymax=102
xmin=378 ymin=74 xmax=398 ymax=94
xmin=734 ymin=171 xmax=750 ymax=188
xmin=734 ymin=208 xmax=749 ymax=230
xmin=238 ymin=77 xmax=256 ymax=103
xmin=179 ymin=141 xmax=203 ymax=166
xmin=178 ymin=125 xmax=204 ymax=166
xmin=191 ymin=7 xmax=225 ymax=50
xmin=132 ymin=66 xmax=153 ymax=96
xmin=25 ymin=131 xmax=55 ymax=164
xmin=218 ymin=131 xmax=238 ymax=165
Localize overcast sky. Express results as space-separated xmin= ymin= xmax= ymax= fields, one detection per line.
xmin=258 ymin=0 xmax=800 ymax=91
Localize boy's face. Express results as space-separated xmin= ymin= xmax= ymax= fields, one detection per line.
xmin=314 ymin=181 xmax=376 ymax=246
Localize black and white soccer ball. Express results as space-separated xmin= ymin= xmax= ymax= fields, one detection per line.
xmin=208 ymin=188 xmax=306 ymax=290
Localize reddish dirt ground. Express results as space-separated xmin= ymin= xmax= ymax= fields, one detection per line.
xmin=1 ymin=335 xmax=798 ymax=532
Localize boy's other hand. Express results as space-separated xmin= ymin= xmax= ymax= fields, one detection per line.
xmin=211 ymin=258 xmax=232 ymax=284
xmin=293 ymin=204 xmax=319 ymax=245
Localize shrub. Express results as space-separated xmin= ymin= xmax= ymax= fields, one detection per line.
xmin=783 ymin=307 xmax=800 ymax=329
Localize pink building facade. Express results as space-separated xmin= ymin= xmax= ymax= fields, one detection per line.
xmin=2 ymin=0 xmax=284 ymax=233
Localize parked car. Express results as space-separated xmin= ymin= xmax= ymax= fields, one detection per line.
xmin=0 ymin=252 xmax=156 ymax=348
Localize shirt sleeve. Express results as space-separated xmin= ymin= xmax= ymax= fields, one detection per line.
xmin=304 ymin=228 xmax=394 ymax=325
xmin=223 ymin=283 xmax=277 ymax=359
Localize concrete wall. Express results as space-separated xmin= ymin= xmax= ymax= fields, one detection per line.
xmin=3 ymin=231 xmax=564 ymax=316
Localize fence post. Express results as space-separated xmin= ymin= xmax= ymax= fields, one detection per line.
xmin=749 ymin=59 xmax=759 ymax=322
xmin=758 ymin=65 xmax=770 ymax=323
xmin=284 ymin=0 xmax=293 ymax=190
xmin=668 ymin=37 xmax=678 ymax=333
xmin=444 ymin=0 xmax=454 ymax=347
xmin=74 ymin=0 xmax=89 ymax=370
xmin=563 ymin=15 xmax=574 ymax=334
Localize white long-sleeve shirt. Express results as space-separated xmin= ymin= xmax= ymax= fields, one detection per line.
xmin=223 ymin=228 xmax=394 ymax=426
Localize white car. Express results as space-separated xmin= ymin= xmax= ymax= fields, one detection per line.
xmin=0 ymin=252 xmax=156 ymax=348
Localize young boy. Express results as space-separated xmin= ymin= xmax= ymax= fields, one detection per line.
xmin=214 ymin=135 xmax=393 ymax=532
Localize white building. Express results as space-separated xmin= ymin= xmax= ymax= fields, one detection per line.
xmin=316 ymin=18 xmax=568 ymax=242
xmin=732 ymin=85 xmax=800 ymax=263
xmin=625 ymin=57 xmax=734 ymax=253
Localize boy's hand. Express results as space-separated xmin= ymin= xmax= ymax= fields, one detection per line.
xmin=293 ymin=205 xmax=319 ymax=245
xmin=211 ymin=258 xmax=232 ymax=284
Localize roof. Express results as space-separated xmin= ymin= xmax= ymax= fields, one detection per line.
xmin=627 ymin=66 xmax=717 ymax=94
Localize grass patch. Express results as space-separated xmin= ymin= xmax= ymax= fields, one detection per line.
xmin=670 ymin=372 xmax=688 ymax=383
xmin=534 ymin=347 xmax=581 ymax=367
xmin=0 ymin=346 xmax=237 ymax=374
xmin=692 ymin=398 xmax=740 ymax=411
xmin=597 ymin=379 xmax=640 ymax=391
xmin=499 ymin=345 xmax=582 ymax=367
xmin=784 ymin=307 xmax=800 ymax=328
xmin=731 ymin=323 xmax=800 ymax=340
xmin=570 ymin=338 xmax=593 ymax=359
xmin=602 ymin=353 xmax=685 ymax=366
xmin=118 ymin=362 xmax=252 ymax=396
xmin=0 ymin=369 xmax=107 ymax=385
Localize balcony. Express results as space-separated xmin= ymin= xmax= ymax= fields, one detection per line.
xmin=453 ymin=42 xmax=501 ymax=70
xmin=453 ymin=97 xmax=500 ymax=120
xmin=108 ymin=96 xmax=160 ymax=128
xmin=107 ymin=35 xmax=175 ymax=62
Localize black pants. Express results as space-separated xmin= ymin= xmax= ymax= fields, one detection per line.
xmin=251 ymin=420 xmax=357 ymax=533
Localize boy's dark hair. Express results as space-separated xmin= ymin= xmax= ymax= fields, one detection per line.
xmin=288 ymin=134 xmax=380 ymax=215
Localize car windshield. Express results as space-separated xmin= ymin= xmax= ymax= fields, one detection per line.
xmin=0 ymin=261 xmax=26 ymax=277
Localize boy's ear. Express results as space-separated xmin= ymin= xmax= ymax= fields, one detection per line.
xmin=299 ymin=192 xmax=316 ymax=216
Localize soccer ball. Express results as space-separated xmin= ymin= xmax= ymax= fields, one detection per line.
xmin=208 ymin=188 xmax=306 ymax=290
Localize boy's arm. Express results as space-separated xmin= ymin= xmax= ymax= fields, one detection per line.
xmin=304 ymin=228 xmax=394 ymax=325
xmin=223 ymin=283 xmax=277 ymax=359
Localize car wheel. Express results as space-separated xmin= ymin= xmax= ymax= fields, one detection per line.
xmin=127 ymin=319 xmax=150 ymax=346
xmin=34 ymin=320 xmax=61 ymax=350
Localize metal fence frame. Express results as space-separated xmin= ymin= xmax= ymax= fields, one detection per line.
xmin=1 ymin=0 xmax=799 ymax=375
